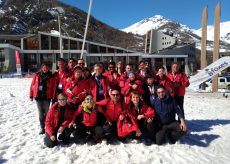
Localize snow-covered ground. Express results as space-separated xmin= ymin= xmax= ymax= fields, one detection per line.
xmin=0 ymin=78 xmax=230 ymax=164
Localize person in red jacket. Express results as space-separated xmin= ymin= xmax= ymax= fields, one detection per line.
xmin=121 ymin=70 xmax=144 ymax=104
xmin=156 ymin=66 xmax=174 ymax=97
xmin=96 ymin=89 xmax=125 ymax=140
xmin=119 ymin=63 xmax=133 ymax=88
xmin=91 ymin=64 xmax=111 ymax=102
xmin=53 ymin=58 xmax=70 ymax=99
xmin=116 ymin=60 xmax=124 ymax=76
xmin=66 ymin=58 xmax=76 ymax=78
xmin=128 ymin=91 xmax=156 ymax=145
xmin=103 ymin=61 xmax=120 ymax=91
xmin=136 ymin=60 xmax=156 ymax=82
xmin=167 ymin=63 xmax=190 ymax=118
xmin=65 ymin=66 xmax=88 ymax=110
xmin=44 ymin=93 xmax=73 ymax=148
xmin=30 ymin=63 xmax=55 ymax=134
xmin=69 ymin=94 xmax=105 ymax=143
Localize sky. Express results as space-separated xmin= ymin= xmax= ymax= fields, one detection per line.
xmin=61 ymin=0 xmax=230 ymax=30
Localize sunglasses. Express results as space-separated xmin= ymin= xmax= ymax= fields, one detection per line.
xmin=85 ymin=97 xmax=93 ymax=101
xmin=111 ymin=94 xmax=120 ymax=97
xmin=58 ymin=98 xmax=67 ymax=102
xmin=78 ymin=63 xmax=85 ymax=65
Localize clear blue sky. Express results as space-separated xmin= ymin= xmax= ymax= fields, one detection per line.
xmin=61 ymin=0 xmax=230 ymax=30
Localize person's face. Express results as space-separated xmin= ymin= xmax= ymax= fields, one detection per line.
xmin=68 ymin=60 xmax=75 ymax=69
xmin=139 ymin=62 xmax=145 ymax=70
xmin=111 ymin=90 xmax=120 ymax=103
xmin=58 ymin=96 xmax=67 ymax=106
xmin=84 ymin=70 xmax=90 ymax=78
xmin=126 ymin=65 xmax=132 ymax=72
xmin=85 ymin=95 xmax=94 ymax=107
xmin=117 ymin=62 xmax=123 ymax=69
xmin=108 ymin=64 xmax=115 ymax=72
xmin=129 ymin=73 xmax=135 ymax=81
xmin=145 ymin=62 xmax=150 ymax=69
xmin=158 ymin=68 xmax=165 ymax=76
xmin=78 ymin=60 xmax=85 ymax=67
xmin=57 ymin=61 xmax=65 ymax=70
xmin=147 ymin=78 xmax=154 ymax=85
xmin=94 ymin=66 xmax=102 ymax=75
xmin=41 ymin=65 xmax=49 ymax=73
xmin=172 ymin=64 xmax=179 ymax=73
xmin=74 ymin=69 xmax=83 ymax=78
xmin=157 ymin=88 xmax=166 ymax=99
xmin=131 ymin=94 xmax=140 ymax=105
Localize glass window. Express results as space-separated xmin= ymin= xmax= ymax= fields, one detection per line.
xmin=24 ymin=54 xmax=39 ymax=72
xmin=0 ymin=49 xmax=6 ymax=73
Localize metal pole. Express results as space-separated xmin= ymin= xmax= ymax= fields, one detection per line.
xmin=80 ymin=0 xmax=93 ymax=59
xmin=58 ymin=15 xmax=63 ymax=58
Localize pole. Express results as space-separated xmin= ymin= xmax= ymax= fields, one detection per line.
xmin=80 ymin=0 xmax=93 ymax=59
xmin=58 ymin=15 xmax=63 ymax=58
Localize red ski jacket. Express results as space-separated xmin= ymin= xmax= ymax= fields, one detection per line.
xmin=156 ymin=75 xmax=174 ymax=97
xmin=45 ymin=103 xmax=73 ymax=137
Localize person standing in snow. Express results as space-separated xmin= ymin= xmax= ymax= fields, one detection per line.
xmin=152 ymin=85 xmax=187 ymax=145
xmin=44 ymin=93 xmax=73 ymax=148
xmin=30 ymin=63 xmax=55 ymax=134
xmin=167 ymin=63 xmax=189 ymax=118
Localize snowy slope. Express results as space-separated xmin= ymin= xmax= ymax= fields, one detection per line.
xmin=193 ymin=21 xmax=230 ymax=44
xmin=0 ymin=78 xmax=230 ymax=164
xmin=122 ymin=15 xmax=191 ymax=35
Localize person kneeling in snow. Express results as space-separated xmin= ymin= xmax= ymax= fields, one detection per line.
xmin=152 ymin=85 xmax=187 ymax=145
xmin=69 ymin=94 xmax=105 ymax=143
xmin=44 ymin=93 xmax=73 ymax=148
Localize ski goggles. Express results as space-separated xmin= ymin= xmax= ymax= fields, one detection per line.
xmin=58 ymin=98 xmax=67 ymax=103
xmin=85 ymin=97 xmax=93 ymax=102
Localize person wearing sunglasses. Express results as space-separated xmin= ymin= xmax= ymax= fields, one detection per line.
xmin=96 ymin=89 xmax=125 ymax=141
xmin=30 ymin=63 xmax=55 ymax=134
xmin=121 ymin=70 xmax=144 ymax=104
xmin=103 ymin=61 xmax=120 ymax=91
xmin=65 ymin=66 xmax=88 ymax=111
xmin=77 ymin=58 xmax=86 ymax=68
xmin=44 ymin=93 xmax=73 ymax=148
xmin=69 ymin=94 xmax=105 ymax=143
xmin=152 ymin=85 xmax=187 ymax=145
xmin=128 ymin=91 xmax=156 ymax=145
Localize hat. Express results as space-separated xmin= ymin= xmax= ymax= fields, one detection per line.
xmin=127 ymin=70 xmax=136 ymax=77
xmin=74 ymin=65 xmax=83 ymax=71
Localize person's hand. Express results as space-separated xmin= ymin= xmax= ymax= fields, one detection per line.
xmin=136 ymin=129 xmax=142 ymax=137
xmin=58 ymin=127 xmax=64 ymax=133
xmin=107 ymin=120 xmax=112 ymax=126
xmin=147 ymin=118 xmax=153 ymax=123
xmin=30 ymin=98 xmax=33 ymax=101
xmin=50 ymin=135 xmax=56 ymax=141
xmin=137 ymin=115 xmax=144 ymax=120
xmin=113 ymin=73 xmax=118 ymax=80
xmin=119 ymin=114 xmax=124 ymax=121
xmin=180 ymin=120 xmax=187 ymax=132
xmin=132 ymin=84 xmax=138 ymax=90
xmin=68 ymin=122 xmax=74 ymax=128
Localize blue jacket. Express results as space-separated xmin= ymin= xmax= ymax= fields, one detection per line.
xmin=152 ymin=96 xmax=184 ymax=125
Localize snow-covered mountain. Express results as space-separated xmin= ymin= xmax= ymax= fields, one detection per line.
xmin=123 ymin=15 xmax=230 ymax=51
xmin=192 ymin=21 xmax=230 ymax=44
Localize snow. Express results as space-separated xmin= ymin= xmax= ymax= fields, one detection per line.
xmin=0 ymin=78 xmax=230 ymax=164
xmin=192 ymin=21 xmax=230 ymax=44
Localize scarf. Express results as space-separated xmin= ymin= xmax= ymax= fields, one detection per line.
xmin=82 ymin=102 xmax=96 ymax=114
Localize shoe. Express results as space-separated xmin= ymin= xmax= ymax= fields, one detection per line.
xmin=144 ymin=138 xmax=152 ymax=146
xmin=39 ymin=128 xmax=45 ymax=135
xmin=92 ymin=136 xmax=101 ymax=144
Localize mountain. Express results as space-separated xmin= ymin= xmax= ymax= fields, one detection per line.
xmin=0 ymin=0 xmax=144 ymax=51
xmin=122 ymin=15 xmax=230 ymax=52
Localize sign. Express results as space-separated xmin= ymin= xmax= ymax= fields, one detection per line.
xmin=15 ymin=50 xmax=22 ymax=75
xmin=189 ymin=56 xmax=230 ymax=87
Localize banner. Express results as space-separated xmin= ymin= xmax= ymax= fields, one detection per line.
xmin=189 ymin=56 xmax=230 ymax=87
xmin=15 ymin=50 xmax=22 ymax=75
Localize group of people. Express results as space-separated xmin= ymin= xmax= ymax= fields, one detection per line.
xmin=29 ymin=58 xmax=190 ymax=148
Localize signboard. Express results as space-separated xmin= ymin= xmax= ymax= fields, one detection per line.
xmin=15 ymin=50 xmax=22 ymax=75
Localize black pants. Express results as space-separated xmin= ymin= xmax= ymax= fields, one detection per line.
xmin=103 ymin=122 xmax=118 ymax=139
xmin=74 ymin=124 xmax=104 ymax=139
xmin=174 ymin=96 xmax=185 ymax=119
xmin=36 ymin=99 xmax=50 ymax=130
xmin=44 ymin=128 xmax=71 ymax=148
xmin=155 ymin=121 xmax=185 ymax=145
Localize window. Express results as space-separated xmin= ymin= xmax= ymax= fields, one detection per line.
xmin=220 ymin=79 xmax=225 ymax=83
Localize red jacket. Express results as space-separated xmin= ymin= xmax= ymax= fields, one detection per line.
xmin=121 ymin=79 xmax=144 ymax=104
xmin=30 ymin=72 xmax=55 ymax=99
xmin=136 ymin=69 xmax=157 ymax=82
xmin=156 ymin=75 xmax=174 ymax=97
xmin=72 ymin=105 xmax=103 ymax=127
xmin=127 ymin=102 xmax=155 ymax=120
xmin=45 ymin=103 xmax=73 ymax=137
xmin=167 ymin=72 xmax=190 ymax=96
xmin=103 ymin=70 xmax=120 ymax=90
xmin=91 ymin=75 xmax=111 ymax=102
xmin=96 ymin=98 xmax=124 ymax=122
xmin=65 ymin=77 xmax=88 ymax=104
